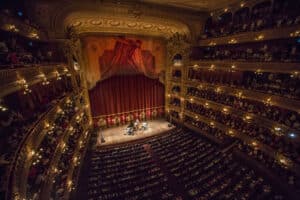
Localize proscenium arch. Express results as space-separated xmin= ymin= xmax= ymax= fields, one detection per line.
xmin=63 ymin=11 xmax=191 ymax=39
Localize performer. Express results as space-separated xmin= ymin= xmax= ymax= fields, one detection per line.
xmin=135 ymin=118 xmax=140 ymax=130
xmin=127 ymin=120 xmax=134 ymax=135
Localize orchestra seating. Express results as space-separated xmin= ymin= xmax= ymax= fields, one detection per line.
xmin=87 ymin=128 xmax=287 ymax=200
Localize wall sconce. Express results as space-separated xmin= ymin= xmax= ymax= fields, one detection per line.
xmin=209 ymin=64 xmax=215 ymax=71
xmin=215 ymin=87 xmax=222 ymax=93
xmin=236 ymin=91 xmax=243 ymax=98
xmin=251 ymin=141 xmax=257 ymax=147
xmin=254 ymin=34 xmax=264 ymax=41
xmin=222 ymin=107 xmax=229 ymax=114
xmin=29 ymin=32 xmax=39 ymax=39
xmin=0 ymin=103 xmax=8 ymax=112
xmin=264 ymin=98 xmax=272 ymax=106
xmin=228 ymin=38 xmax=237 ymax=44
xmin=243 ymin=115 xmax=252 ymax=122
xmin=193 ymin=64 xmax=199 ymax=69
xmin=290 ymin=30 xmax=300 ymax=37
xmin=228 ymin=130 xmax=235 ymax=136
xmin=255 ymin=69 xmax=263 ymax=75
xmin=18 ymin=78 xmax=32 ymax=94
xmin=6 ymin=24 xmax=19 ymax=32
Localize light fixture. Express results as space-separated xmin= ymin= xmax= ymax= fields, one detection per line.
xmin=288 ymin=133 xmax=297 ymax=138
xmin=18 ymin=78 xmax=32 ymax=94
xmin=57 ymin=107 xmax=62 ymax=113
xmin=274 ymin=127 xmax=281 ymax=131
xmin=215 ymin=87 xmax=221 ymax=93
xmin=228 ymin=38 xmax=237 ymax=44
xmin=264 ymin=98 xmax=272 ymax=106
xmin=255 ymin=69 xmax=263 ymax=75
xmin=44 ymin=122 xmax=50 ymax=128
xmin=244 ymin=115 xmax=252 ymax=122
xmin=240 ymin=2 xmax=245 ymax=7
xmin=0 ymin=103 xmax=8 ymax=112
xmin=222 ymin=107 xmax=229 ymax=113
xmin=236 ymin=91 xmax=243 ymax=98
xmin=209 ymin=42 xmax=216 ymax=46
xmin=228 ymin=130 xmax=234 ymax=136
xmin=29 ymin=32 xmax=39 ymax=39
xmin=193 ymin=64 xmax=199 ymax=69
xmin=6 ymin=24 xmax=19 ymax=32
xmin=255 ymin=34 xmax=264 ymax=41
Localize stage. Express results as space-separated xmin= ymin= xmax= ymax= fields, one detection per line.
xmin=96 ymin=119 xmax=174 ymax=146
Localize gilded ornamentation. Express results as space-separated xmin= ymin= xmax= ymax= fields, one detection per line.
xmin=166 ymin=33 xmax=191 ymax=65
xmin=0 ymin=12 xmax=46 ymax=40
xmin=65 ymin=15 xmax=190 ymax=39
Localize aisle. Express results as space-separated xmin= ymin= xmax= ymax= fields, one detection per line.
xmin=143 ymin=142 xmax=190 ymax=200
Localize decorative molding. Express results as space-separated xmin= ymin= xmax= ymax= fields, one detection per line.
xmin=166 ymin=33 xmax=191 ymax=64
xmin=198 ymin=25 xmax=300 ymax=46
xmin=0 ymin=64 xmax=69 ymax=98
xmin=65 ymin=12 xmax=190 ymax=39
xmin=184 ymin=80 xmax=300 ymax=114
xmin=189 ymin=60 xmax=300 ymax=74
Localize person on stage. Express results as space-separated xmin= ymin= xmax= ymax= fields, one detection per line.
xmin=135 ymin=118 xmax=140 ymax=130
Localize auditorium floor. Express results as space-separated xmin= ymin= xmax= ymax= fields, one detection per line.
xmin=96 ymin=119 xmax=174 ymax=146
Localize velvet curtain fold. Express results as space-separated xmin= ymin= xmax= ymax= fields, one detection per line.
xmin=89 ymin=75 xmax=165 ymax=117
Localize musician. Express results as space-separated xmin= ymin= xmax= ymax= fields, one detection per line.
xmin=134 ymin=118 xmax=140 ymax=130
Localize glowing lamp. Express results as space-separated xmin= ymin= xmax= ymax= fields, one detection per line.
xmin=289 ymin=133 xmax=297 ymax=138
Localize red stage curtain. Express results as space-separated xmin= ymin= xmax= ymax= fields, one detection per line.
xmin=99 ymin=37 xmax=157 ymax=80
xmin=89 ymin=75 xmax=165 ymax=117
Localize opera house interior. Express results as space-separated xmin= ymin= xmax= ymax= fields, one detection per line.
xmin=1 ymin=0 xmax=300 ymax=199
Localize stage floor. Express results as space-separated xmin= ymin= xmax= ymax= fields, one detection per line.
xmin=96 ymin=119 xmax=174 ymax=146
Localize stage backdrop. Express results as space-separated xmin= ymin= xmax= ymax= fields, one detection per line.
xmin=82 ymin=36 xmax=166 ymax=89
xmin=83 ymin=36 xmax=166 ymax=120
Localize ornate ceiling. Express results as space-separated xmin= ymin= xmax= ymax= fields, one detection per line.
xmin=142 ymin=0 xmax=243 ymax=11
xmin=25 ymin=0 xmax=206 ymax=40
